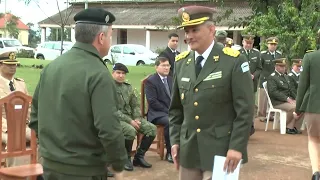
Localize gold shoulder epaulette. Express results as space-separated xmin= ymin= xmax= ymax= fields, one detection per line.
xmin=14 ymin=77 xmax=24 ymax=82
xmin=222 ymin=47 xmax=240 ymax=57
xmin=175 ymin=51 xmax=190 ymax=61
xmin=306 ymin=50 xmax=315 ymax=53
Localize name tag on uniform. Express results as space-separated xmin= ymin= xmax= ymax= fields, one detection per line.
xmin=203 ymin=71 xmax=222 ymax=81
xmin=181 ymin=77 xmax=190 ymax=82
xmin=251 ymin=57 xmax=257 ymax=59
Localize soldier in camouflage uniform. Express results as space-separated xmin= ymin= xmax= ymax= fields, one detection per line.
xmin=112 ymin=63 xmax=156 ymax=172
xmin=288 ymin=59 xmax=302 ymax=94
xmin=258 ymin=37 xmax=282 ymax=121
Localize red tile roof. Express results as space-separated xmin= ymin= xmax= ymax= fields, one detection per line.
xmin=0 ymin=14 xmax=29 ymax=30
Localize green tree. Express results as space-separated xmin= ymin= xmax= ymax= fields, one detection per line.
xmin=27 ymin=22 xmax=41 ymax=48
xmin=242 ymin=0 xmax=320 ymax=60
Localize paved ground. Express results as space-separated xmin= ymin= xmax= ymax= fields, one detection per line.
xmin=112 ymin=119 xmax=312 ymax=180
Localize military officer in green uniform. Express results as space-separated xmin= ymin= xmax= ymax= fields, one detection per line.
xmin=266 ymin=58 xmax=301 ymax=134
xmin=258 ymin=37 xmax=282 ymax=121
xmin=29 ymin=8 xmax=127 ymax=180
xmin=112 ymin=63 xmax=157 ymax=171
xmin=239 ymin=33 xmax=262 ymax=135
xmin=169 ymin=6 xmax=254 ymax=180
xmin=288 ymin=59 xmax=302 ymax=94
xmin=215 ymin=30 xmax=228 ymax=46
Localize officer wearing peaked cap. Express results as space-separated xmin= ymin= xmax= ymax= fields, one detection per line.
xmin=29 ymin=8 xmax=126 ymax=180
xmin=169 ymin=6 xmax=254 ymax=180
xmin=288 ymin=59 xmax=302 ymax=94
xmin=258 ymin=36 xmax=283 ymax=121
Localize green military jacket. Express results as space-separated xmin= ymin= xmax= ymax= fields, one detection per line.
xmin=240 ymin=47 xmax=262 ymax=92
xmin=296 ymin=49 xmax=320 ymax=114
xmin=288 ymin=70 xmax=299 ymax=94
xmin=114 ymin=82 xmax=141 ymax=123
xmin=259 ymin=50 xmax=282 ymax=88
xmin=266 ymin=71 xmax=296 ymax=106
xmin=169 ymin=44 xmax=254 ymax=171
xmin=29 ymin=42 xmax=126 ymax=175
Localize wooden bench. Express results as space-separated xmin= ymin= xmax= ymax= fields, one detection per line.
xmin=0 ymin=91 xmax=43 ymax=180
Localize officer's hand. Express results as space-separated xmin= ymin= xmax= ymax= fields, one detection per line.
xmin=287 ymin=98 xmax=295 ymax=104
xmin=130 ymin=120 xmax=140 ymax=130
xmin=223 ymin=149 xmax=242 ymax=174
xmin=171 ymin=144 xmax=180 ymax=170
xmin=251 ymin=74 xmax=254 ymax=79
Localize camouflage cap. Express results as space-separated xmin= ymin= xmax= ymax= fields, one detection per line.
xmin=215 ymin=30 xmax=228 ymax=38
xmin=274 ymin=58 xmax=286 ymax=66
xmin=177 ymin=6 xmax=215 ymax=29
xmin=266 ymin=37 xmax=279 ymax=44
xmin=74 ymin=8 xmax=115 ymax=25
xmin=0 ymin=52 xmax=19 ymax=65
xmin=113 ymin=63 xmax=129 ymax=73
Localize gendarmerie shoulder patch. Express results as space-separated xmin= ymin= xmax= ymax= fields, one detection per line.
xmin=271 ymin=72 xmax=275 ymax=76
xmin=222 ymin=47 xmax=240 ymax=57
xmin=175 ymin=51 xmax=190 ymax=61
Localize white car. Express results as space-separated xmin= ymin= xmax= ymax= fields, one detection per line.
xmin=34 ymin=41 xmax=74 ymax=60
xmin=103 ymin=44 xmax=158 ymax=66
xmin=0 ymin=38 xmax=35 ymax=57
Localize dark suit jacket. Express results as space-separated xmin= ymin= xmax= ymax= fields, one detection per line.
xmin=159 ymin=47 xmax=180 ymax=76
xmin=145 ymin=73 xmax=172 ymax=122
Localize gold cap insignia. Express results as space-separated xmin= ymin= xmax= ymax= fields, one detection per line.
xmin=105 ymin=15 xmax=110 ymax=23
xmin=9 ymin=52 xmax=16 ymax=60
xmin=182 ymin=12 xmax=190 ymax=22
xmin=272 ymin=39 xmax=276 ymax=43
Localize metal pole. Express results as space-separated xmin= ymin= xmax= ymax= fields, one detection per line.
xmin=4 ymin=0 xmax=6 ymax=37
xmin=85 ymin=0 xmax=88 ymax=9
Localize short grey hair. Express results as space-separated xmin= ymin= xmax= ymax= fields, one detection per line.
xmin=204 ymin=21 xmax=215 ymax=27
xmin=75 ymin=23 xmax=109 ymax=44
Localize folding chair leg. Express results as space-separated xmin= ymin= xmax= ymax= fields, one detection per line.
xmin=273 ymin=112 xmax=280 ymax=130
xmin=265 ymin=111 xmax=271 ymax=131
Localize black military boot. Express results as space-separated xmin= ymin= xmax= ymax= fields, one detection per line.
xmin=124 ymin=139 xmax=134 ymax=171
xmin=312 ymin=171 xmax=320 ymax=180
xmin=133 ymin=135 xmax=155 ymax=168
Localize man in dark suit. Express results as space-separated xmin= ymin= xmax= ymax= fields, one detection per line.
xmin=145 ymin=57 xmax=173 ymax=163
xmin=159 ymin=33 xmax=180 ymax=76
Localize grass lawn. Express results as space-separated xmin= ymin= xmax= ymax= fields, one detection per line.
xmin=15 ymin=58 xmax=155 ymax=95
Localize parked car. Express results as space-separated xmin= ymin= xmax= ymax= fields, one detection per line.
xmin=103 ymin=44 xmax=158 ymax=66
xmin=34 ymin=41 xmax=74 ymax=60
xmin=0 ymin=38 xmax=35 ymax=58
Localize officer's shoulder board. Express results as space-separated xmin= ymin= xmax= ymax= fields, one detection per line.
xmin=123 ymin=81 xmax=131 ymax=85
xmin=271 ymin=72 xmax=275 ymax=76
xmin=252 ymin=48 xmax=260 ymax=52
xmin=14 ymin=77 xmax=24 ymax=82
xmin=276 ymin=50 xmax=282 ymax=54
xmin=306 ymin=49 xmax=315 ymax=53
xmin=261 ymin=50 xmax=267 ymax=54
xmin=222 ymin=47 xmax=240 ymax=57
xmin=175 ymin=51 xmax=190 ymax=62
xmin=288 ymin=73 xmax=293 ymax=76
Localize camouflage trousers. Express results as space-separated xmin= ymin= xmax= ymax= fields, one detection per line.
xmin=120 ymin=119 xmax=156 ymax=140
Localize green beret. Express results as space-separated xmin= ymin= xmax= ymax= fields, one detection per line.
xmin=215 ymin=30 xmax=228 ymax=38
xmin=113 ymin=63 xmax=129 ymax=73
xmin=74 ymin=8 xmax=115 ymax=25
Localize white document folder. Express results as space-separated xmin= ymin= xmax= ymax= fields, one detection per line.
xmin=212 ymin=155 xmax=242 ymax=180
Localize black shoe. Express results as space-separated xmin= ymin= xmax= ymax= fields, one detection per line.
xmin=166 ymin=153 xmax=174 ymax=163
xmin=312 ymin=171 xmax=320 ymax=180
xmin=286 ymin=128 xmax=297 ymax=134
xmin=124 ymin=139 xmax=134 ymax=171
xmin=294 ymin=127 xmax=302 ymax=134
xmin=124 ymin=156 xmax=134 ymax=171
xmin=133 ymin=135 xmax=155 ymax=168
xmin=107 ymin=171 xmax=114 ymax=177
xmin=250 ymin=125 xmax=255 ymax=136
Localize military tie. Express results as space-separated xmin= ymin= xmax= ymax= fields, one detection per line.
xmin=195 ymin=55 xmax=204 ymax=78
xmin=272 ymin=53 xmax=275 ymax=60
xmin=163 ymin=77 xmax=170 ymax=95
xmin=9 ymin=81 xmax=15 ymax=91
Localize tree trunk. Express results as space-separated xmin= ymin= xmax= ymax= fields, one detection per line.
xmin=60 ymin=25 xmax=64 ymax=55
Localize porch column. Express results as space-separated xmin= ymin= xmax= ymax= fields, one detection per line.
xmin=233 ymin=31 xmax=240 ymax=45
xmin=85 ymin=2 xmax=88 ymax=9
xmin=146 ymin=30 xmax=151 ymax=50
xmin=71 ymin=27 xmax=75 ymax=42
xmin=41 ymin=27 xmax=46 ymax=43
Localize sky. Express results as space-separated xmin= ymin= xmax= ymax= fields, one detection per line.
xmin=0 ymin=0 xmax=67 ymax=27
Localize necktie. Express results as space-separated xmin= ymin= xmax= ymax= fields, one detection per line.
xmin=163 ymin=77 xmax=170 ymax=95
xmin=195 ymin=55 xmax=204 ymax=78
xmin=272 ymin=53 xmax=275 ymax=60
xmin=9 ymin=81 xmax=15 ymax=91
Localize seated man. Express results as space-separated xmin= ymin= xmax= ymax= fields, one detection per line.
xmin=288 ymin=59 xmax=302 ymax=94
xmin=0 ymin=52 xmax=32 ymax=166
xmin=112 ymin=63 xmax=157 ymax=171
xmin=145 ymin=57 xmax=173 ymax=163
xmin=267 ymin=58 xmax=301 ymax=134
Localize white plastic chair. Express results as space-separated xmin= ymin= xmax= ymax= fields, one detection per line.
xmin=262 ymin=82 xmax=287 ymax=134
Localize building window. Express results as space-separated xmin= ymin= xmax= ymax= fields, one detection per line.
xmin=118 ymin=29 xmax=127 ymax=44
